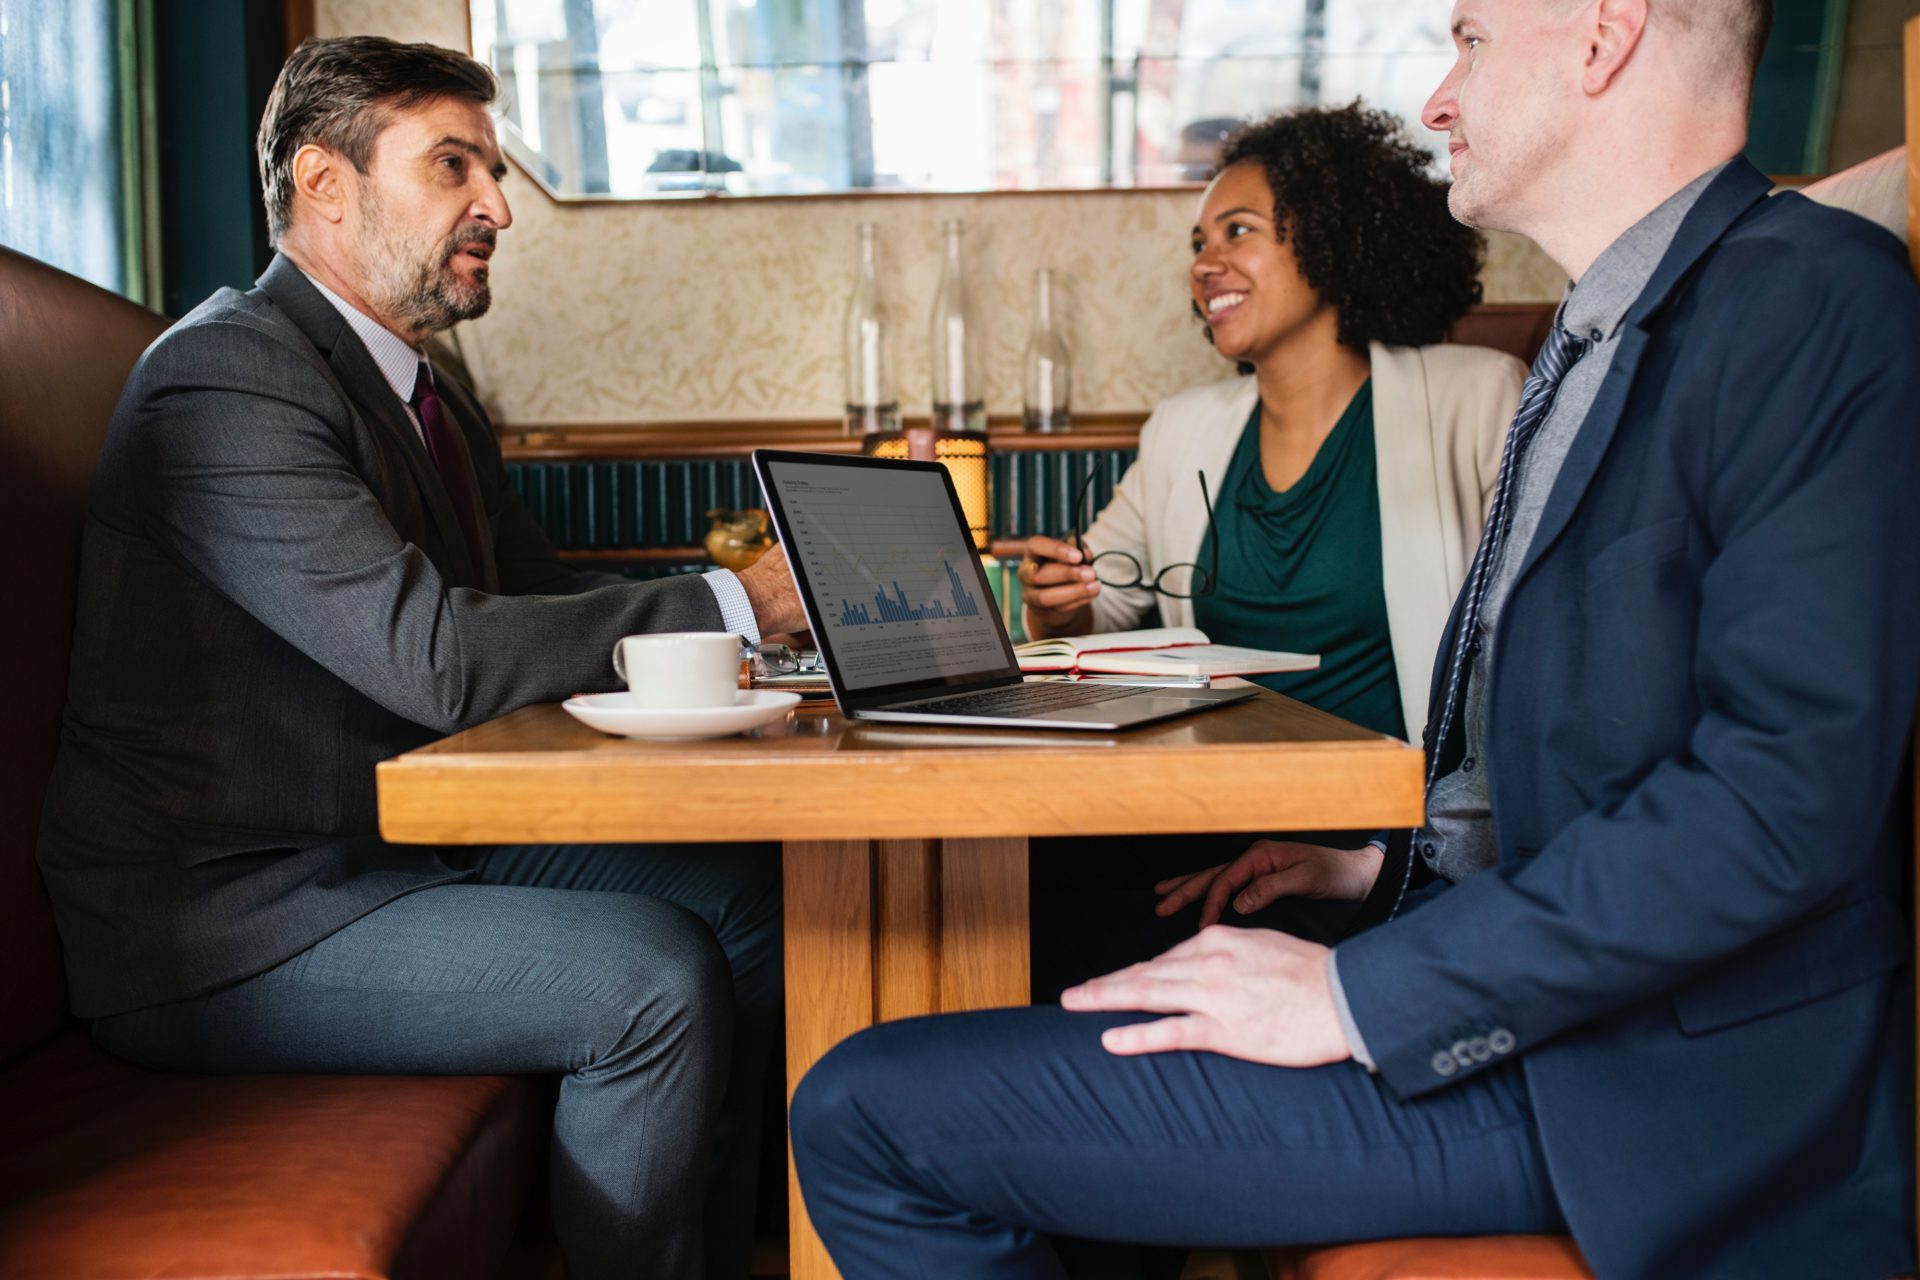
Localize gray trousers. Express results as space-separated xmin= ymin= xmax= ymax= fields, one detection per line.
xmin=92 ymin=842 xmax=782 ymax=1280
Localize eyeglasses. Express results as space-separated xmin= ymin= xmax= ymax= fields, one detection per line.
xmin=750 ymin=643 xmax=828 ymax=679
xmin=1071 ymin=470 xmax=1217 ymax=600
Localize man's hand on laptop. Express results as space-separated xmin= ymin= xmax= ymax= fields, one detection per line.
xmin=738 ymin=542 xmax=808 ymax=637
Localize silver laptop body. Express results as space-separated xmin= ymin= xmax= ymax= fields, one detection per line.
xmin=752 ymin=449 xmax=1256 ymax=731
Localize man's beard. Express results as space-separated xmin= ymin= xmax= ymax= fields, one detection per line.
xmin=356 ymin=189 xmax=495 ymax=337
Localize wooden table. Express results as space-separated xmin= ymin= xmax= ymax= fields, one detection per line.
xmin=377 ymin=690 xmax=1424 ymax=1280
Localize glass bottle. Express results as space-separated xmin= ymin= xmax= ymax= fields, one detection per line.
xmin=844 ymin=222 xmax=899 ymax=437
xmin=1021 ymin=268 xmax=1072 ymax=433
xmin=928 ymin=218 xmax=986 ymax=435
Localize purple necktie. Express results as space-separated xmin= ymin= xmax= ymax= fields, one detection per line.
xmin=409 ymin=363 xmax=486 ymax=574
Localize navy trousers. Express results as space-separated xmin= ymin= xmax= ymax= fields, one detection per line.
xmin=790 ymin=1000 xmax=1566 ymax=1279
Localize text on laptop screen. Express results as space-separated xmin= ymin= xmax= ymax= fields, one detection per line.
xmin=766 ymin=459 xmax=1009 ymax=691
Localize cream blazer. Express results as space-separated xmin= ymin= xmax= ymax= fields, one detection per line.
xmin=1070 ymin=342 xmax=1525 ymax=737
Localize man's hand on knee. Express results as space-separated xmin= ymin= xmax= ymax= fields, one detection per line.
xmin=1060 ymin=925 xmax=1351 ymax=1068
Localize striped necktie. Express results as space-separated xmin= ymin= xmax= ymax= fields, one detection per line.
xmin=1386 ymin=324 xmax=1589 ymax=917
xmin=409 ymin=362 xmax=486 ymax=574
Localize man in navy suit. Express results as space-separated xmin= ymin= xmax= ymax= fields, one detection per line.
xmin=789 ymin=2 xmax=1920 ymax=1276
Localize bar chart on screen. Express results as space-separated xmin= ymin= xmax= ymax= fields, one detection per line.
xmin=773 ymin=462 xmax=1011 ymax=689
xmin=836 ymin=561 xmax=981 ymax=626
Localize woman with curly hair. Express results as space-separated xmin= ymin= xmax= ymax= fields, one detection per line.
xmin=1020 ymin=103 xmax=1523 ymax=741
xmin=1022 ymin=107 xmax=1527 ymax=1067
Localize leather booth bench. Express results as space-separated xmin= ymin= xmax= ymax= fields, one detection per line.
xmin=0 ymin=245 xmax=547 ymax=1280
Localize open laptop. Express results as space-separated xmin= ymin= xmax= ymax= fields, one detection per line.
xmin=752 ymin=449 xmax=1257 ymax=730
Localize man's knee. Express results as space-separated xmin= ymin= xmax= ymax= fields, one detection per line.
xmin=651 ymin=918 xmax=733 ymax=1026
xmin=634 ymin=899 xmax=733 ymax=1015
xmin=571 ymin=897 xmax=734 ymax=1068
xmin=790 ymin=1019 xmax=936 ymax=1178
xmin=789 ymin=1026 xmax=883 ymax=1168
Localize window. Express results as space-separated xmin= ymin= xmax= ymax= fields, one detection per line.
xmin=0 ymin=0 xmax=144 ymax=297
xmin=471 ymin=0 xmax=1454 ymax=199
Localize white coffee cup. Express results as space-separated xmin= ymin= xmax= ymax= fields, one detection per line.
xmin=612 ymin=632 xmax=745 ymax=709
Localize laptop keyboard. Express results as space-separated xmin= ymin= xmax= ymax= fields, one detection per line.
xmin=900 ymin=681 xmax=1155 ymax=718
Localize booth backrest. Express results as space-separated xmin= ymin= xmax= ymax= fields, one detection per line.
xmin=1448 ymin=302 xmax=1555 ymax=367
xmin=0 ymin=248 xmax=169 ymax=1065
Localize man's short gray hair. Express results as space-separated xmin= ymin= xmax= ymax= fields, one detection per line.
xmin=1653 ymin=0 xmax=1772 ymax=92
xmin=257 ymin=36 xmax=497 ymax=245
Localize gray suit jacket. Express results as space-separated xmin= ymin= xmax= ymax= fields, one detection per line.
xmin=38 ymin=254 xmax=724 ymax=1017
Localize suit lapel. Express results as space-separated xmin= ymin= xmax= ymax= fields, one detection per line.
xmin=1510 ymin=160 xmax=1774 ymax=587
xmin=255 ymin=255 xmax=482 ymax=586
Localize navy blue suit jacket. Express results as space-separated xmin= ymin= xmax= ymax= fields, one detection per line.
xmin=1338 ymin=159 xmax=1920 ymax=1278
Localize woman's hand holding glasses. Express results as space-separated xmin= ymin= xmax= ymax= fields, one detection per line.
xmin=1016 ymin=534 xmax=1102 ymax=638
xmin=1018 ymin=470 xmax=1219 ymax=641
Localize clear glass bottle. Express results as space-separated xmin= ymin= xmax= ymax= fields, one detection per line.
xmin=844 ymin=222 xmax=899 ymax=437
xmin=1021 ymin=268 xmax=1072 ymax=433
xmin=928 ymin=218 xmax=987 ymax=435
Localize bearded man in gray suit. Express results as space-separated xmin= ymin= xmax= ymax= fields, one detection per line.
xmin=35 ymin=35 xmax=803 ymax=1280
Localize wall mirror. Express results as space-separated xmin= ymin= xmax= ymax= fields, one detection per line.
xmin=470 ymin=0 xmax=1847 ymax=201
xmin=471 ymin=0 xmax=1458 ymax=199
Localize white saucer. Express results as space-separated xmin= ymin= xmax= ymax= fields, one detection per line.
xmin=563 ymin=689 xmax=803 ymax=740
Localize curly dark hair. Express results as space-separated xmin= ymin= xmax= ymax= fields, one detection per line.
xmin=1209 ymin=102 xmax=1483 ymax=356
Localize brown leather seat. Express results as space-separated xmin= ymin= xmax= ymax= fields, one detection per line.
xmin=0 ymin=1033 xmax=543 ymax=1279
xmin=1267 ymin=1236 xmax=1592 ymax=1280
xmin=0 ymin=245 xmax=544 ymax=1279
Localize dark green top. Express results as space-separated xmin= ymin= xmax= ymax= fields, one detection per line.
xmin=1191 ymin=381 xmax=1406 ymax=739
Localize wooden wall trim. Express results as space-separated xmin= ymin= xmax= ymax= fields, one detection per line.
xmin=501 ymin=413 xmax=1148 ymax=460
xmin=560 ymin=539 xmax=1043 ymax=563
xmin=282 ymin=0 xmax=314 ymax=54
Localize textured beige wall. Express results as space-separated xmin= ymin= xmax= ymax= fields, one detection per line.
xmin=314 ymin=0 xmax=1563 ymax=427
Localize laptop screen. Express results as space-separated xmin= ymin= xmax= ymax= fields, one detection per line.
xmin=756 ymin=452 xmax=1020 ymax=696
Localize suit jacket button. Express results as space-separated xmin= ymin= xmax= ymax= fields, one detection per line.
xmin=1489 ymin=1028 xmax=1517 ymax=1054
xmin=1431 ymin=1051 xmax=1459 ymax=1077
xmin=1468 ymin=1036 xmax=1492 ymax=1062
xmin=1451 ymin=1039 xmax=1475 ymax=1068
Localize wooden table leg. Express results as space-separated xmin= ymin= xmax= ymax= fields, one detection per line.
xmin=783 ymin=836 xmax=1030 ymax=1280
xmin=939 ymin=837 xmax=1030 ymax=1012
xmin=784 ymin=840 xmax=872 ymax=1280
